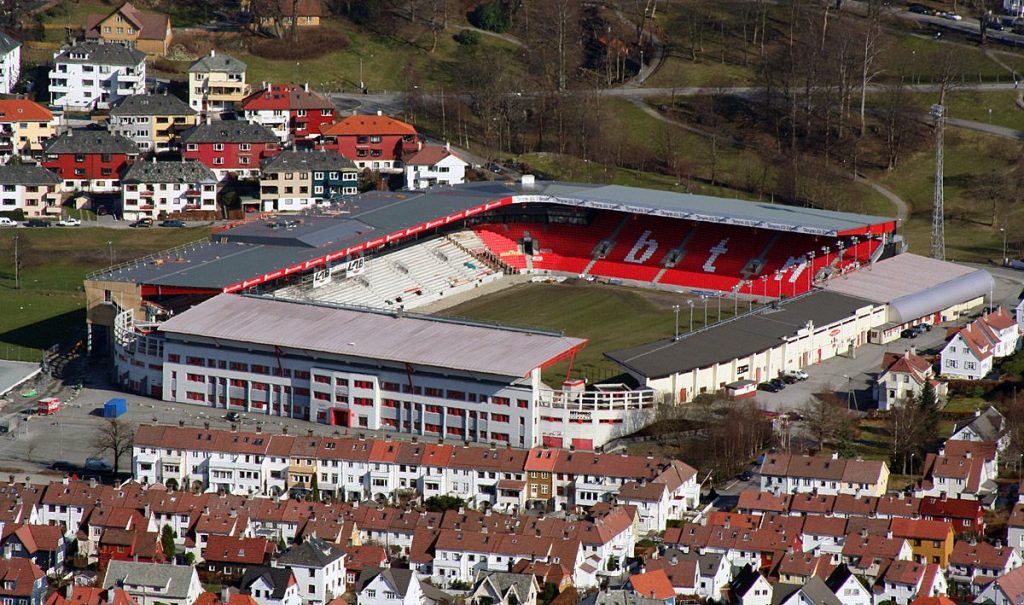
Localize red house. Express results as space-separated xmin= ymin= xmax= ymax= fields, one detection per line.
xmin=42 ymin=129 xmax=140 ymax=193
xmin=241 ymin=83 xmax=335 ymax=144
xmin=317 ymin=111 xmax=418 ymax=173
xmin=97 ymin=528 xmax=164 ymax=571
xmin=919 ymin=495 xmax=985 ymax=538
xmin=181 ymin=120 xmax=280 ymax=180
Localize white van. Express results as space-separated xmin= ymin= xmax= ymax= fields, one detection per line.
xmin=0 ymin=217 xmax=16 ymax=227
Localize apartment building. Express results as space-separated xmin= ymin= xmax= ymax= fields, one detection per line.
xmin=188 ymin=51 xmax=249 ymax=113
xmin=48 ymin=41 xmax=146 ymax=111
xmin=41 ymin=128 xmax=140 ymax=192
xmin=759 ymin=453 xmax=889 ymax=498
xmin=259 ymin=150 xmax=357 ymax=210
xmin=109 ymin=93 xmax=198 ymax=153
xmin=0 ymin=165 xmax=61 ymax=217
xmin=84 ymin=2 xmax=173 ymax=56
xmin=0 ymin=99 xmax=54 ymax=161
xmin=120 ymin=159 xmax=218 ymax=220
xmin=0 ymin=32 xmax=21 ymax=95
xmin=241 ymin=83 xmax=335 ymax=144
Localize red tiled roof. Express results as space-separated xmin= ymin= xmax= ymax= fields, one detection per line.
xmin=204 ymin=535 xmax=273 ymax=564
xmin=0 ymin=100 xmax=52 ymax=123
xmin=991 ymin=566 xmax=1024 ymax=605
xmin=321 ymin=114 xmax=417 ymax=136
xmin=884 ymin=559 xmax=925 ymax=586
xmin=889 ymin=518 xmax=952 ymax=542
xmin=628 ymin=569 xmax=675 ymax=600
xmin=919 ymin=495 xmax=983 ymax=521
xmin=85 ymin=2 xmax=169 ymax=41
xmin=241 ymin=84 xmax=333 ymax=111
xmin=405 ymin=145 xmax=462 ymax=166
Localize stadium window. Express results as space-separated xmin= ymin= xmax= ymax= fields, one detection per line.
xmin=186 ymin=392 xmax=205 ymax=401
xmin=491 ymin=396 xmax=510 ymax=406
xmin=517 ymin=399 xmax=529 ymax=408
xmin=185 ymin=356 xmax=204 ymax=366
xmin=294 ymin=370 xmax=311 ymax=380
xmin=229 ymin=361 xmax=248 ymax=371
xmin=314 ymin=375 xmax=331 ymax=384
xmin=251 ymin=364 xmax=270 ymax=374
xmin=354 ymin=380 xmax=373 ymax=389
xmin=424 ymin=387 xmax=443 ymax=397
xmin=446 ymin=390 xmax=465 ymax=401
xmin=167 ymin=354 xmax=180 ymax=363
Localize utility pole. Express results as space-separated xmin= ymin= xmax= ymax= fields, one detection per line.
xmin=12 ymin=235 xmax=18 ymax=290
xmin=931 ymin=104 xmax=945 ymax=261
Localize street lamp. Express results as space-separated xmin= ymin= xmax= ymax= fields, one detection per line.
xmin=806 ymin=251 xmax=815 ymax=291
xmin=1001 ymin=227 xmax=1007 ymax=265
xmin=107 ymin=240 xmax=114 ymax=266
xmin=775 ymin=270 xmax=783 ymax=299
xmin=702 ymin=295 xmax=708 ymax=326
xmin=672 ymin=305 xmax=680 ymax=341
xmin=687 ymin=300 xmax=695 ymax=333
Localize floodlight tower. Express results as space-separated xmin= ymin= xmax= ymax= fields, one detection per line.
xmin=930 ymin=103 xmax=945 ymax=261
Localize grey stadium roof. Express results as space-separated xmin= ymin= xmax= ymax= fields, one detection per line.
xmin=110 ymin=93 xmax=196 ymax=117
xmin=88 ymin=181 xmax=895 ymax=290
xmin=0 ymin=165 xmax=59 ymax=185
xmin=823 ymin=253 xmax=993 ymax=324
xmin=605 ymin=291 xmax=876 ymax=379
xmin=159 ymin=294 xmax=587 ymax=378
xmin=54 ymin=41 xmax=145 ymax=66
xmin=122 ymin=160 xmax=217 ymax=184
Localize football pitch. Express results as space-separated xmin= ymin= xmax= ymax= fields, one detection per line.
xmin=439 ymin=280 xmax=741 ymax=384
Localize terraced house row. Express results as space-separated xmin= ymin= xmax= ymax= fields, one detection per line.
xmin=132 ymin=424 xmax=699 ymax=528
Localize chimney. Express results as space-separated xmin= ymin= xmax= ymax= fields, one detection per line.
xmin=304 ymin=82 xmax=309 ymax=92
xmin=831 ymin=452 xmax=839 ymax=460
xmin=179 ymin=419 xmax=185 ymax=427
xmin=965 ymin=451 xmax=972 ymax=459
xmin=445 ymin=141 xmax=450 ymax=152
xmin=205 ymin=116 xmax=211 ymax=126
xmin=885 ymin=530 xmax=893 ymax=539
xmin=376 ymin=110 xmax=382 ymax=116
xmin=204 ymin=421 xmax=210 ymax=430
xmin=975 ymin=408 xmax=982 ymax=417
xmin=256 ymin=425 xmax=262 ymax=434
xmin=210 ymin=49 xmax=216 ymax=57
xmin=307 ymin=429 xmax=314 ymax=437
xmin=416 ymin=141 xmax=422 ymax=152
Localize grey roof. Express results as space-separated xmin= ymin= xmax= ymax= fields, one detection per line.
xmin=953 ymin=406 xmax=1005 ymax=442
xmin=580 ymin=593 xmax=664 ymax=605
xmin=240 ymin=566 xmax=294 ymax=599
xmin=189 ymin=51 xmax=246 ymax=74
xmin=111 ymin=93 xmax=196 ymax=117
xmin=44 ymin=129 xmax=140 ymax=155
xmin=54 ymin=41 xmax=145 ymax=66
xmin=261 ymin=150 xmax=357 ymax=173
xmin=181 ymin=121 xmax=277 ymax=144
xmin=102 ymin=561 xmax=197 ymax=598
xmin=159 ymin=294 xmax=587 ymax=379
xmin=473 ymin=571 xmax=536 ymax=602
xmin=793 ymin=577 xmax=841 ymax=605
xmin=123 ymin=160 xmax=217 ymax=184
xmin=728 ymin=565 xmax=763 ymax=598
xmin=0 ymin=32 xmax=20 ymax=55
xmin=357 ymin=568 xmax=412 ymax=595
xmin=0 ymin=165 xmax=59 ymax=186
xmin=87 ymin=180 xmax=894 ymax=291
xmin=771 ymin=583 xmax=801 ymax=605
xmin=606 ymin=291 xmax=875 ymax=379
xmin=664 ymin=548 xmax=724 ymax=577
xmin=276 ymin=537 xmax=344 ymax=568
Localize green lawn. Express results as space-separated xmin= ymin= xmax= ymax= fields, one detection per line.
xmin=644 ymin=57 xmax=757 ymax=89
xmin=884 ymin=35 xmax=1020 ymax=83
xmin=439 ymin=281 xmax=739 ymax=384
xmin=0 ymin=227 xmax=210 ymax=357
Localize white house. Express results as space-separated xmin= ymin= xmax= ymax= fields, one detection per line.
xmin=187 ymin=50 xmax=249 ymax=113
xmin=0 ymin=165 xmax=62 ymax=217
xmin=875 ymin=561 xmax=946 ymax=605
xmin=48 ymin=41 xmax=146 ymax=111
xmin=951 ymin=406 xmax=1009 ymax=453
xmin=469 ymin=572 xmax=537 ymax=605
xmin=403 ymin=144 xmax=468 ymax=190
xmin=821 ymin=565 xmax=871 ymax=605
xmin=874 ymin=349 xmax=946 ymax=411
xmin=1007 ymin=0 xmax=1024 ymax=18
xmin=121 ymin=159 xmax=219 ymax=221
xmin=274 ymin=537 xmax=346 ymax=605
xmin=949 ymin=540 xmax=1023 ymax=596
xmin=0 ymin=32 xmax=21 ymax=95
xmin=727 ymin=565 xmax=772 ymax=605
xmin=102 ymin=561 xmax=204 ymax=605
xmin=357 ymin=568 xmax=452 ymax=605
xmin=916 ymin=446 xmax=997 ymax=501
xmin=940 ymin=307 xmax=1020 ymax=380
xmin=975 ymin=564 xmax=1024 ymax=605
xmin=241 ymin=566 xmax=302 ymax=605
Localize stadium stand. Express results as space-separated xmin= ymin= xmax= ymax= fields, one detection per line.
xmin=274 ymin=237 xmax=501 ymax=310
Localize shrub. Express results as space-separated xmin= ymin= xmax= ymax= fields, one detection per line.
xmin=469 ymin=1 xmax=511 ymax=33
xmin=454 ymin=29 xmax=481 ymax=45
xmin=0 ymin=209 xmax=25 ymax=222
xmin=249 ymin=29 xmax=351 ymax=61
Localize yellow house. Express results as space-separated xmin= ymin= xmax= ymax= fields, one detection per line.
xmin=187 ymin=51 xmax=250 ymax=113
xmin=244 ymin=0 xmax=324 ymax=30
xmin=890 ymin=518 xmax=955 ymax=568
xmin=85 ymin=2 xmax=172 ymax=56
xmin=0 ymin=99 xmax=55 ymax=159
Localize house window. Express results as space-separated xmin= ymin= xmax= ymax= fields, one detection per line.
xmin=240 ymin=143 xmax=251 ymax=151
xmin=965 ymin=361 xmax=976 ymax=370
xmin=946 ymin=360 xmax=957 ymax=368
xmin=213 ymin=143 xmax=224 ymax=151
xmin=213 ymin=158 xmax=224 ymax=165
xmin=314 ymin=172 xmax=324 ymax=179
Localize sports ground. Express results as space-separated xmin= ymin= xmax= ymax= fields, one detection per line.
xmin=440 ymin=280 xmax=741 ymax=383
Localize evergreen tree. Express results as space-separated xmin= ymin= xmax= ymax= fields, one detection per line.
xmin=916 ymin=380 xmax=940 ymax=452
xmin=160 ymin=525 xmax=177 ymax=560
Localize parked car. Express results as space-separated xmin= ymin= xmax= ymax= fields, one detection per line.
xmin=48 ymin=461 xmax=74 ymax=472
xmin=738 ymin=470 xmax=754 ymax=481
xmin=159 ymin=219 xmax=186 ymax=228
xmin=24 ymin=218 xmax=51 ymax=227
xmin=782 ymin=374 xmax=799 ymax=384
xmin=908 ymin=3 xmax=932 ymax=14
xmin=130 ymin=218 xmax=154 ymax=228
xmin=57 ymin=217 xmax=81 ymax=226
xmin=785 ymin=369 xmax=809 ymax=381
xmin=84 ymin=457 xmax=112 ymax=472
xmin=944 ymin=12 xmax=962 ymax=20
xmin=758 ymin=381 xmax=782 ymax=393
xmin=769 ymin=378 xmax=787 ymax=390
xmin=0 ymin=217 xmax=16 ymax=227
xmin=901 ymin=328 xmax=919 ymax=339
xmin=225 ymin=411 xmax=240 ymax=422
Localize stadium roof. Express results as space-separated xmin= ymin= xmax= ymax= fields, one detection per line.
xmin=87 ymin=181 xmax=895 ymax=292
xmin=159 ymin=294 xmax=587 ymax=379
xmin=605 ymin=291 xmax=876 ymax=379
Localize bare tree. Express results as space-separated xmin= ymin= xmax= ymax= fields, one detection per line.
xmin=91 ymin=419 xmax=135 ymax=475
xmin=858 ymin=0 xmax=886 ymax=136
xmin=880 ymin=77 xmax=914 ymax=170
xmin=800 ymin=390 xmax=851 ymax=451
xmin=888 ymin=400 xmax=922 ymax=475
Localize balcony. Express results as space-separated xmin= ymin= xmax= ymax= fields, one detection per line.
xmin=536 ymin=385 xmax=657 ymax=411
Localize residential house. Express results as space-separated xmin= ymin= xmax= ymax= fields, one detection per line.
xmin=0 ymin=165 xmax=61 ymax=217
xmin=357 ymin=568 xmax=453 ymax=605
xmin=188 ymin=51 xmax=250 ymax=113
xmin=524 ymin=448 xmax=557 ymax=510
xmin=109 ymin=94 xmax=198 ymax=153
xmin=0 ymin=99 xmax=55 ymax=161
xmin=822 ymin=564 xmax=871 ymax=605
xmin=97 ymin=529 xmax=163 ymax=571
xmin=726 ymin=565 xmax=772 ymax=605
xmin=1009 ymin=503 xmax=1024 ymax=555
xmin=121 ymin=160 xmax=218 ymax=220
xmin=0 ymin=524 xmax=65 ymax=574
xmin=85 ymin=2 xmax=172 ymax=55
xmin=579 ymin=595 xmax=663 ymax=605
xmin=0 ymin=32 xmax=20 ymax=94
xmin=799 ymin=515 xmax=847 ymax=561
xmin=240 ymin=567 xmax=301 ymax=605
xmin=940 ymin=307 xmax=1020 ymax=379
xmin=772 ymin=577 xmax=840 ymax=605
xmin=916 ymin=448 xmax=996 ymax=501
xmin=874 ymin=349 xmax=945 ymax=411
xmin=48 ymin=41 xmax=146 ymax=111
xmin=840 ymin=532 xmax=914 ymax=582
xmin=42 ymin=128 xmax=140 ymax=192
xmin=203 ymin=535 xmax=274 ymax=581
xmin=975 ymin=563 xmax=1024 ymax=605
xmin=245 ymin=0 xmax=325 ymax=30
xmin=44 ymin=586 xmax=139 ymax=605
xmin=241 ymin=83 xmax=335 ymax=144
xmin=404 ymin=143 xmax=468 ymax=190
xmin=949 ymin=539 xmax=1022 ymax=596
xmin=889 ymin=518 xmax=955 ymax=567
xmin=919 ymin=496 xmax=986 ymax=538
xmin=469 ymin=572 xmax=537 ymax=605
xmin=875 ymin=560 xmax=946 ymax=605
xmin=774 ymin=551 xmax=832 ymax=585
xmin=102 ymin=561 xmax=203 ymax=605
xmin=274 ymin=537 xmax=346 ymax=605
xmin=951 ymin=406 xmax=1009 ymax=452
xmin=759 ymin=453 xmax=888 ymax=497
xmin=0 ymin=559 xmax=46 ymax=605
xmin=181 ymin=120 xmax=279 ymax=180
xmin=624 ymin=569 xmax=675 ymax=605
xmin=259 ymin=150 xmax=357 ymax=211
xmin=317 ymin=112 xmax=419 ymax=173
xmin=343 ymin=545 xmax=387 ymax=591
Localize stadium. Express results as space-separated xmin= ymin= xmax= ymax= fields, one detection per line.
xmin=85 ymin=178 xmax=988 ymax=449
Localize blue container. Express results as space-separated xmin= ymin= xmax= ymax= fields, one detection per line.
xmin=103 ymin=398 xmax=127 ymax=418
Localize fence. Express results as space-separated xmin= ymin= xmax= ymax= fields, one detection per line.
xmin=0 ymin=343 xmax=46 ymax=363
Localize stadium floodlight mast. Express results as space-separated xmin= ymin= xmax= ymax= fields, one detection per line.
xmin=807 ymin=251 xmax=815 ymax=291
xmin=687 ymin=300 xmax=695 ymax=333
xmin=702 ymin=295 xmax=708 ymax=325
xmin=672 ymin=305 xmax=680 ymax=341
